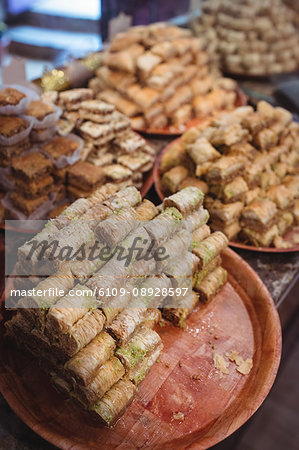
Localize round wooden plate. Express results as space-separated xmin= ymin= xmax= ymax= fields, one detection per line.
xmin=134 ymin=88 xmax=247 ymax=136
xmin=154 ymin=140 xmax=299 ymax=253
xmin=0 ymin=248 xmax=281 ymax=449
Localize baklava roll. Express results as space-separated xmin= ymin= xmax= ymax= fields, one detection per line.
xmin=56 ymin=309 xmax=106 ymax=357
xmin=163 ymin=187 xmax=204 ymax=216
xmin=106 ymin=308 xmax=148 ymax=345
xmin=193 ymin=255 xmax=222 ymax=289
xmin=192 ymin=232 xmax=228 ymax=271
xmin=196 ymin=266 xmax=227 ymax=303
xmin=135 ymin=200 xmax=159 ymax=221
xmin=192 ymin=223 xmax=210 ymax=244
xmin=162 ymin=291 xmax=199 ymax=327
xmin=76 ymin=356 xmax=125 ymax=406
xmin=95 ymin=207 xmax=139 ymax=248
xmin=64 ymin=331 xmax=116 ymax=386
xmin=46 ymin=285 xmax=97 ymax=335
xmin=141 ymin=308 xmax=161 ymax=329
xmin=115 ymin=326 xmax=161 ymax=371
xmin=144 ymin=207 xmax=183 ymax=244
xmin=183 ymin=207 xmax=210 ymax=232
xmin=156 ymin=229 xmax=192 ymax=272
xmin=91 ymin=379 xmax=136 ymax=426
xmin=130 ymin=342 xmax=163 ymax=385
xmin=103 ymin=186 xmax=141 ymax=211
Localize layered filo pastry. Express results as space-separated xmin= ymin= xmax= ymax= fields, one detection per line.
xmin=45 ymin=86 xmax=159 ymax=196
xmin=209 ymin=176 xmax=248 ymax=203
xmin=241 ymin=198 xmax=278 ymax=232
xmin=5 ymin=186 xmax=229 ymax=425
xmin=240 ymin=199 xmax=280 ymax=246
xmin=160 ymin=101 xmax=299 ymax=247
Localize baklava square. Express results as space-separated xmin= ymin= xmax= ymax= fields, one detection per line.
xmin=41 ymin=136 xmax=78 ymax=160
xmin=25 ymin=100 xmax=54 ymax=120
xmin=67 ymin=161 xmax=106 ymax=190
xmin=11 ymin=152 xmax=53 ymax=182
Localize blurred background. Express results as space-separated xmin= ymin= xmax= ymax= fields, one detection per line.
xmin=0 ymin=0 xmax=192 ymax=80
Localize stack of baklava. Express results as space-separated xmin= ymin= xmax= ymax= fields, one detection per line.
xmin=0 ymin=85 xmax=157 ymax=220
xmin=48 ymin=88 xmax=156 ymax=190
xmin=87 ymin=23 xmax=237 ymax=130
xmin=2 ymin=132 xmax=84 ymax=219
xmin=6 ymin=185 xmax=228 ymax=425
xmin=191 ymin=0 xmax=299 ymax=75
xmin=8 ymin=152 xmax=54 ymax=219
xmin=0 ymin=114 xmax=31 ymax=168
xmin=161 ymin=101 xmax=299 ymax=247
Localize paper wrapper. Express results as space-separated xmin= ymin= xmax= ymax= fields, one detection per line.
xmin=0 ymin=84 xmax=39 ymax=115
xmin=31 ymin=104 xmax=62 ymax=130
xmin=0 ymin=167 xmax=14 ymax=190
xmin=31 ymin=126 xmax=57 ymax=143
xmin=0 ymin=115 xmax=34 ymax=146
xmin=2 ymin=191 xmax=57 ymax=225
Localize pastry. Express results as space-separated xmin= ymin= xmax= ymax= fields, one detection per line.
xmin=68 ymin=161 xmax=106 ymax=191
xmin=25 ymin=100 xmax=54 ymax=120
xmin=0 ymin=87 xmax=26 ymax=106
xmin=41 ymin=136 xmax=78 ymax=160
xmin=11 ymin=152 xmax=52 ymax=182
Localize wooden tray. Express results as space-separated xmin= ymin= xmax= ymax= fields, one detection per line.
xmin=134 ymin=88 xmax=247 ymax=136
xmin=154 ymin=140 xmax=299 ymax=253
xmin=0 ymin=248 xmax=281 ymax=449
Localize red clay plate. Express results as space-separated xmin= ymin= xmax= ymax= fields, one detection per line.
xmin=0 ymin=248 xmax=281 ymax=449
xmin=228 ymin=227 xmax=299 ymax=253
xmin=223 ymin=68 xmax=299 ymax=81
xmin=134 ymin=88 xmax=247 ymax=136
xmin=154 ymin=140 xmax=299 ymax=253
